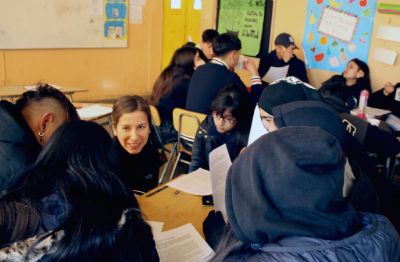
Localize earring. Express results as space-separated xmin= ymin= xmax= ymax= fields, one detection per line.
xmin=38 ymin=131 xmax=45 ymax=143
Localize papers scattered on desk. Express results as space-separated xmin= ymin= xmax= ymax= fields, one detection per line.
xmin=167 ymin=168 xmax=212 ymax=196
xmin=147 ymin=220 xmax=164 ymax=234
xmin=77 ymin=105 xmax=112 ymax=120
xmin=209 ymin=144 xmax=231 ymax=221
xmin=261 ymin=65 xmax=289 ymax=83
xmin=154 ymin=223 xmax=214 ymax=262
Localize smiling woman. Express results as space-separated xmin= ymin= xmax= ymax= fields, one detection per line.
xmin=111 ymin=95 xmax=160 ymax=193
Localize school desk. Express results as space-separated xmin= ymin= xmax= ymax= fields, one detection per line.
xmin=137 ymin=185 xmax=213 ymax=238
xmin=0 ymin=85 xmax=88 ymax=101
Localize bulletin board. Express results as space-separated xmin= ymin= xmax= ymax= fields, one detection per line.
xmin=217 ymin=0 xmax=273 ymax=57
xmin=0 ymin=0 xmax=128 ymax=49
xmin=302 ymin=0 xmax=377 ymax=73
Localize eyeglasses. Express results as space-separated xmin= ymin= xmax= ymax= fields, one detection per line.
xmin=212 ymin=112 xmax=237 ymax=125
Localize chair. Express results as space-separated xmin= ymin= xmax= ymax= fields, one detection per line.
xmin=168 ymin=108 xmax=206 ymax=181
xmin=149 ymin=105 xmax=175 ymax=183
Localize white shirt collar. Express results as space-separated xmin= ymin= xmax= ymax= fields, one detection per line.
xmin=211 ymin=58 xmax=229 ymax=69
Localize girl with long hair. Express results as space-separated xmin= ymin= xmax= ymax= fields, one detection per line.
xmin=149 ymin=46 xmax=207 ymax=143
xmin=189 ymin=84 xmax=252 ymax=172
xmin=0 ymin=120 xmax=158 ymax=261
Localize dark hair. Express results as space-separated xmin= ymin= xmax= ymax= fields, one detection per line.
xmin=149 ymin=46 xmax=205 ymax=105
xmin=211 ymin=84 xmax=252 ymax=147
xmin=347 ymin=58 xmax=371 ymax=92
xmin=202 ymin=29 xmax=219 ymax=43
xmin=15 ymin=83 xmax=80 ymax=121
xmin=181 ymin=41 xmax=196 ymax=48
xmin=213 ymin=33 xmax=241 ymax=57
xmin=113 ymin=95 xmax=151 ymax=127
xmin=0 ymin=121 xmax=157 ymax=261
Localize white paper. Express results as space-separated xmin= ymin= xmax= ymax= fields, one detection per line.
xmin=194 ymin=0 xmax=202 ymax=10
xmin=261 ymin=65 xmax=289 ymax=83
xmin=318 ymin=7 xmax=358 ymax=42
xmin=248 ymin=104 xmax=268 ymax=145
xmin=386 ymin=114 xmax=400 ymax=131
xmin=366 ymin=106 xmax=391 ymax=117
xmin=129 ymin=5 xmax=142 ymax=24
xmin=373 ymin=48 xmax=397 ymax=65
xmin=77 ymin=105 xmax=112 ymax=120
xmin=209 ymin=144 xmax=231 ymax=221
xmin=154 ymin=223 xmax=214 ymax=262
xmin=171 ymin=0 xmax=181 ymax=9
xmin=377 ymin=25 xmax=400 ymax=43
xmin=132 ymin=0 xmax=146 ymax=5
xmin=167 ymin=168 xmax=212 ymax=196
xmin=147 ymin=221 xmax=164 ymax=234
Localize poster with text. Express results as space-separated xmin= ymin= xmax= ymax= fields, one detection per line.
xmin=217 ymin=0 xmax=266 ymax=56
xmin=302 ymin=0 xmax=376 ymax=73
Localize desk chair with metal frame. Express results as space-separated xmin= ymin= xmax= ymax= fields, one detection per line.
xmin=168 ymin=108 xmax=206 ymax=181
xmin=149 ymin=105 xmax=175 ymax=183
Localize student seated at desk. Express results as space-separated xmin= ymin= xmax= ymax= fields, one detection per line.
xmin=0 ymin=83 xmax=79 ymax=192
xmin=211 ymin=127 xmax=400 ymax=261
xmin=149 ymin=46 xmax=207 ymax=143
xmin=369 ymin=82 xmax=400 ymax=117
xmin=0 ymin=121 xmax=158 ymax=261
xmin=189 ymin=84 xmax=252 ymax=172
xmin=111 ymin=95 xmax=160 ymax=193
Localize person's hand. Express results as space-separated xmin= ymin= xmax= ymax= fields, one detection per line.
xmin=383 ymin=82 xmax=395 ymax=96
xmin=243 ymin=58 xmax=259 ymax=76
xmin=203 ymin=210 xmax=226 ymax=250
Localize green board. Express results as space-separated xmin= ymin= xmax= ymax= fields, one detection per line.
xmin=217 ymin=0 xmax=266 ymax=56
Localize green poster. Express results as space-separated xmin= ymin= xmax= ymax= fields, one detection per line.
xmin=217 ymin=0 xmax=266 ymax=56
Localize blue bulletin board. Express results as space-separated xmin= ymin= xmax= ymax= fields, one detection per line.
xmin=302 ymin=0 xmax=376 ymax=73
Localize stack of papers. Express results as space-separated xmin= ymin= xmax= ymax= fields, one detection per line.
xmin=77 ymin=105 xmax=112 ymax=120
xmin=154 ymin=223 xmax=214 ymax=262
xmin=167 ymin=168 xmax=212 ymax=195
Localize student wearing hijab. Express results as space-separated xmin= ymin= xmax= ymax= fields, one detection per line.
xmin=211 ymin=127 xmax=400 ymax=261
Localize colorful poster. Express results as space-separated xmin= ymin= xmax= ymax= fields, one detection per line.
xmin=302 ymin=0 xmax=376 ymax=73
xmin=104 ymin=0 xmax=128 ymax=40
xmin=217 ymin=0 xmax=266 ymax=56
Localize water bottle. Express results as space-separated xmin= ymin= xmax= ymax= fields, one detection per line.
xmin=357 ymin=89 xmax=369 ymax=119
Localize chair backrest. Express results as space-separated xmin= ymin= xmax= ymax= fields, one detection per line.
xmin=149 ymin=104 xmax=162 ymax=127
xmin=172 ymin=108 xmax=206 ymax=141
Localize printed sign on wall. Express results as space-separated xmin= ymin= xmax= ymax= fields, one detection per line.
xmin=302 ymin=0 xmax=376 ymax=73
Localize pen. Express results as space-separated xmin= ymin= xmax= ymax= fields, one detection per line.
xmin=146 ymin=185 xmax=168 ymax=198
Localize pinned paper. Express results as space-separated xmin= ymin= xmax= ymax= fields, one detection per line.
xmin=377 ymin=26 xmax=400 ymax=42
xmin=373 ymin=47 xmax=397 ymax=65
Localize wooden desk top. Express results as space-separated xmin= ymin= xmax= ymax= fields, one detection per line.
xmin=0 ymin=85 xmax=88 ymax=98
xmin=137 ymin=186 xmax=213 ymax=238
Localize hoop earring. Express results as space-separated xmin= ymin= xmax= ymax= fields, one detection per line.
xmin=38 ymin=131 xmax=45 ymax=143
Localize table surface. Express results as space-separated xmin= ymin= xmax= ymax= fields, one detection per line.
xmin=0 ymin=85 xmax=88 ymax=98
xmin=137 ymin=185 xmax=213 ymax=238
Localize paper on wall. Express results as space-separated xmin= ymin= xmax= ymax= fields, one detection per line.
xmin=261 ymin=65 xmax=289 ymax=83
xmin=373 ymin=47 xmax=397 ymax=65
xmin=377 ymin=25 xmax=400 ymax=43
xmin=129 ymin=4 xmax=142 ymax=24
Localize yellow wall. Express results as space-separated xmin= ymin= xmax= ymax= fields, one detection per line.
xmin=0 ymin=1 xmax=164 ymax=101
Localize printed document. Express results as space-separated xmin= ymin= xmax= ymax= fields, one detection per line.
xmin=167 ymin=168 xmax=212 ymax=195
xmin=261 ymin=65 xmax=289 ymax=83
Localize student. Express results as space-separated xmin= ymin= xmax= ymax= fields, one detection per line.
xmin=0 ymin=121 xmax=159 ymax=261
xmin=0 ymin=83 xmax=79 ymax=191
xmin=186 ymin=33 xmax=262 ymax=114
xmin=258 ymin=33 xmax=309 ymax=84
xmin=211 ymin=127 xmax=400 ymax=261
xmin=149 ymin=46 xmax=207 ymax=143
xmin=199 ymin=29 xmax=219 ymax=60
xmin=369 ymin=81 xmax=400 ymax=117
xmin=112 ymin=95 xmax=160 ymax=193
xmin=319 ymin=58 xmax=371 ymax=112
xmin=189 ymin=84 xmax=252 ymax=172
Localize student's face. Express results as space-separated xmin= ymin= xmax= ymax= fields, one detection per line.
xmin=194 ymin=51 xmax=205 ymax=69
xmin=259 ymin=107 xmax=278 ymax=132
xmin=276 ymin=45 xmax=295 ymax=63
xmin=201 ymin=42 xmax=214 ymax=60
xmin=343 ymin=61 xmax=364 ymax=81
xmin=212 ymin=110 xmax=237 ymax=134
xmin=113 ymin=111 xmax=150 ymax=154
